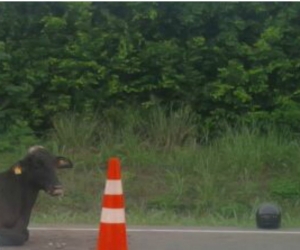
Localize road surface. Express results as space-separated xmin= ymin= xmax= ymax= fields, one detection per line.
xmin=2 ymin=225 xmax=300 ymax=249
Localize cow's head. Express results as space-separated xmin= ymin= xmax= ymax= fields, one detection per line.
xmin=11 ymin=145 xmax=73 ymax=196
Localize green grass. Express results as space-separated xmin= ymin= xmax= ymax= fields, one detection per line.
xmin=29 ymin=209 xmax=300 ymax=229
xmin=2 ymin=105 xmax=300 ymax=228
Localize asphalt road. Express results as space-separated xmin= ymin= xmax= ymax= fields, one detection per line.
xmin=1 ymin=226 xmax=300 ymax=250
xmin=128 ymin=226 xmax=300 ymax=250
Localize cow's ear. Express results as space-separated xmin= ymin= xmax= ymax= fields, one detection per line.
xmin=56 ymin=156 xmax=73 ymax=169
xmin=12 ymin=165 xmax=23 ymax=175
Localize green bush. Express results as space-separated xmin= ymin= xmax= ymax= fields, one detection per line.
xmin=0 ymin=120 xmax=37 ymax=153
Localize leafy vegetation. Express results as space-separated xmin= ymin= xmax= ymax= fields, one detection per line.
xmin=1 ymin=2 xmax=300 ymax=226
xmin=1 ymin=3 xmax=300 ymax=145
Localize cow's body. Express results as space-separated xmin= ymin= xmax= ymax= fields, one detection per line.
xmin=0 ymin=146 xmax=73 ymax=246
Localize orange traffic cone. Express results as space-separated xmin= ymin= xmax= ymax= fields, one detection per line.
xmin=96 ymin=157 xmax=128 ymax=250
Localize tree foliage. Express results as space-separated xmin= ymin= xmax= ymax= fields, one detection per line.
xmin=1 ymin=2 xmax=300 ymax=143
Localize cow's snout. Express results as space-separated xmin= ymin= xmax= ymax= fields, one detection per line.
xmin=48 ymin=185 xmax=64 ymax=196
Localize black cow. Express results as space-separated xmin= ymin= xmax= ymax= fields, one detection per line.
xmin=0 ymin=145 xmax=73 ymax=246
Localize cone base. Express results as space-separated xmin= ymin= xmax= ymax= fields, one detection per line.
xmin=96 ymin=223 xmax=128 ymax=250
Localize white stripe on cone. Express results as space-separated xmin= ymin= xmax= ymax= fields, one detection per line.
xmin=101 ymin=208 xmax=126 ymax=223
xmin=104 ymin=180 xmax=123 ymax=195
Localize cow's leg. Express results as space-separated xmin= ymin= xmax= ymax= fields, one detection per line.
xmin=14 ymin=217 xmax=30 ymax=242
xmin=23 ymin=228 xmax=29 ymax=241
xmin=0 ymin=228 xmax=27 ymax=246
xmin=0 ymin=217 xmax=29 ymax=246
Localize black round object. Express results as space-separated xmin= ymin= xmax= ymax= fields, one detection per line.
xmin=256 ymin=203 xmax=281 ymax=229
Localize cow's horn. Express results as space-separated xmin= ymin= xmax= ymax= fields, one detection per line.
xmin=28 ymin=145 xmax=45 ymax=153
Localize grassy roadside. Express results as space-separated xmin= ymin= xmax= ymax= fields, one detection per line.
xmin=30 ymin=209 xmax=300 ymax=228
xmin=2 ymin=106 xmax=300 ymax=228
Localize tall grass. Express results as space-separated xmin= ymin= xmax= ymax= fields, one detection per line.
xmin=7 ymin=104 xmax=300 ymax=226
xmin=51 ymin=113 xmax=99 ymax=150
xmin=142 ymin=104 xmax=198 ymax=150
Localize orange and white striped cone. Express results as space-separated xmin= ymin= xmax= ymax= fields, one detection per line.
xmin=96 ymin=157 xmax=128 ymax=250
